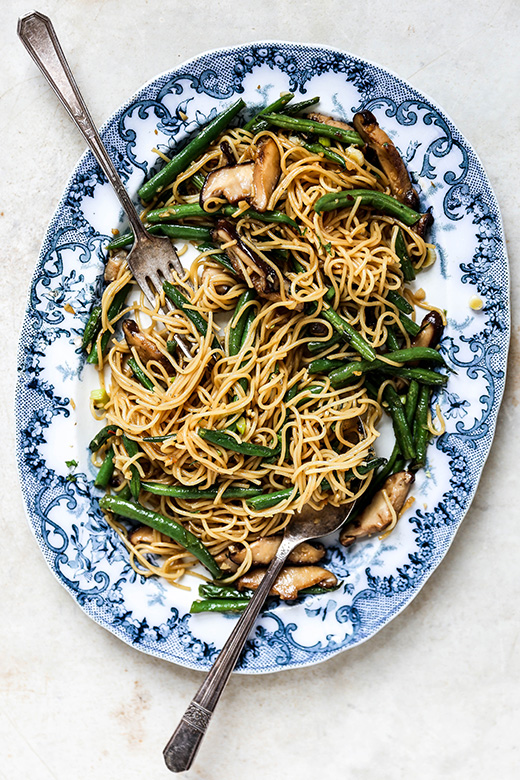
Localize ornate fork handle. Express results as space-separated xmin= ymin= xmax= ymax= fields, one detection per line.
xmin=163 ymin=535 xmax=297 ymax=773
xmin=17 ymin=12 xmax=148 ymax=244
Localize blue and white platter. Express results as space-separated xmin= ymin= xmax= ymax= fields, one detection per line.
xmin=16 ymin=42 xmax=509 ymax=673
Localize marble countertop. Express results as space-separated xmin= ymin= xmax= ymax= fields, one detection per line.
xmin=2 ymin=0 xmax=519 ymax=778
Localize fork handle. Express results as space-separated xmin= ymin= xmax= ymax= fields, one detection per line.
xmin=163 ymin=535 xmax=297 ymax=773
xmin=17 ymin=12 xmax=148 ymax=243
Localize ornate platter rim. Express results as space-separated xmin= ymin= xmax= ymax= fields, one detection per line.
xmin=15 ymin=40 xmax=509 ymax=673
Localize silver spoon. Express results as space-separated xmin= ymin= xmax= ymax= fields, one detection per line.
xmin=163 ymin=496 xmax=358 ymax=772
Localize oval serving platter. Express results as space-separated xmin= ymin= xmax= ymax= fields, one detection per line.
xmin=16 ymin=42 xmax=509 ymax=673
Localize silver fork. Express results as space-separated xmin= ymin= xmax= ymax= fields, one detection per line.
xmin=17 ymin=11 xmax=192 ymax=359
xmin=163 ymin=497 xmax=357 ymax=772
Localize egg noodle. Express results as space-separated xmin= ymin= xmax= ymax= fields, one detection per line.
xmin=91 ymin=123 xmax=433 ymax=586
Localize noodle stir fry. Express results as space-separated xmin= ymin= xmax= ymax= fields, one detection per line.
xmin=85 ymin=96 xmax=447 ymax=605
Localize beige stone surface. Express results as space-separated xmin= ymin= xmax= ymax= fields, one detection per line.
xmin=1 ymin=0 xmax=519 ymax=778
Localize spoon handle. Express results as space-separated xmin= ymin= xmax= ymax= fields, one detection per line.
xmin=163 ymin=536 xmax=296 ymax=773
xmin=17 ymin=11 xmax=148 ymax=243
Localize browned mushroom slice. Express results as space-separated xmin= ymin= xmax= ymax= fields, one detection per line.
xmin=411 ymin=311 xmax=444 ymax=350
xmin=200 ymin=162 xmax=254 ymax=207
xmin=412 ymin=210 xmax=434 ymax=237
xmin=353 ymin=110 xmax=420 ymax=210
xmin=123 ymin=319 xmax=173 ymax=373
xmin=214 ymin=551 xmax=239 ymax=574
xmin=237 ymin=565 xmax=337 ymax=600
xmin=228 ymin=535 xmax=325 ymax=566
xmin=211 ymin=220 xmax=303 ymax=311
xmin=104 ymin=250 xmax=126 ymax=282
xmin=129 ymin=526 xmax=155 ymax=545
xmin=340 ymin=471 xmax=414 ymax=547
xmin=250 ymin=137 xmax=281 ymax=212
xmin=219 ymin=140 xmax=236 ymax=166
xmin=130 ymin=526 xmax=169 ymax=545
xmin=307 ymin=111 xmax=355 ymax=131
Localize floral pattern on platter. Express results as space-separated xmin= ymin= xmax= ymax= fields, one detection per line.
xmin=15 ymin=42 xmax=509 ymax=673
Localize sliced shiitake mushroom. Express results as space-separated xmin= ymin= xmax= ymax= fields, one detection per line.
xmin=412 ymin=210 xmax=434 ymax=238
xmin=123 ymin=319 xmax=173 ymax=373
xmin=211 ymin=220 xmax=303 ymax=310
xmin=353 ymin=110 xmax=420 ymax=210
xmin=104 ymin=250 xmax=126 ymax=282
xmin=250 ymin=136 xmax=281 ymax=212
xmin=411 ymin=311 xmax=444 ymax=350
xmin=228 ymin=535 xmax=325 ymax=566
xmin=129 ymin=526 xmax=169 ymax=545
xmin=340 ymin=471 xmax=414 ymax=547
xmin=237 ymin=565 xmax=337 ymax=600
xmin=200 ymin=162 xmax=254 ymax=207
xmin=200 ymin=137 xmax=280 ymax=213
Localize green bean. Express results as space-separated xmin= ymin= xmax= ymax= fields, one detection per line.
xmin=413 ymin=385 xmax=431 ymax=468
xmin=321 ymin=306 xmax=377 ymax=361
xmin=147 ymin=203 xmax=298 ymax=229
xmin=81 ymin=305 xmax=102 ymax=351
xmin=199 ymin=582 xmax=248 ymax=600
xmin=236 ymin=306 xmax=257 ymax=394
xmin=229 ymin=290 xmax=256 ymax=356
xmin=163 ymin=281 xmax=221 ymax=350
xmin=198 ymin=428 xmax=277 ymax=458
xmin=142 ymin=433 xmax=176 ymax=442
xmin=122 ymin=434 xmax=141 ymax=500
xmin=314 ymin=189 xmax=423 ymax=226
xmin=192 ymin=580 xmax=341 ymax=611
xmin=159 ymin=224 xmax=212 ymax=242
xmin=262 ymin=113 xmax=364 ymax=146
xmin=138 ymin=99 xmax=246 ymax=202
xmin=386 ymin=326 xmax=401 ymax=352
xmin=94 ymin=446 xmax=115 ymax=489
xmin=386 ymin=289 xmax=414 ymax=314
xmin=190 ymin=598 xmax=250 ymax=613
xmin=190 ymin=172 xmax=206 ymax=191
xmin=140 ymin=482 xmax=263 ymax=500
xmin=87 ymin=284 xmax=132 ymax=364
xmin=329 ymin=347 xmax=446 ymax=387
xmin=293 ymin=383 xmax=325 ymax=408
xmin=380 ymin=367 xmax=447 ymax=385
xmin=248 ymin=488 xmax=294 ymax=510
xmin=243 ymin=92 xmax=295 ymax=132
xmin=383 ymin=384 xmax=416 ymax=461
xmin=127 ymin=357 xmax=155 ymax=392
xmin=147 ymin=203 xmax=208 ymax=221
xmin=308 ymin=357 xmax=344 ymax=374
xmin=190 ymin=173 xmax=206 ymax=192
xmin=405 ymin=380 xmax=420 ymax=426
xmin=307 ymin=334 xmax=343 ymax=354
xmin=106 ymin=224 xmax=163 ymax=251
xmin=399 ymin=312 xmax=422 ymax=337
xmin=324 ymin=285 xmax=336 ymax=302
xmin=285 ymin=97 xmax=320 ymax=115
xmin=302 ymin=141 xmax=346 ymax=168
xmin=99 ymin=495 xmax=221 ymax=578
xmin=373 ymin=382 xmax=418 ymax=488
xmin=252 ymin=97 xmax=321 ymax=132
xmin=109 ymin=219 xmax=220 ymax=248
xmin=395 ymin=228 xmax=416 ymax=281
xmin=89 ymin=425 xmax=118 ymax=452
xmin=196 ymin=243 xmax=235 ymax=274
xmin=116 ymin=484 xmax=132 ymax=502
